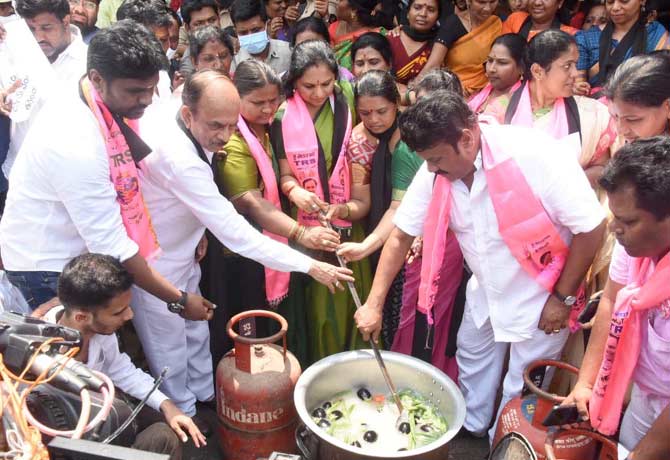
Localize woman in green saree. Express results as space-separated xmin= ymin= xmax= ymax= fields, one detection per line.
xmin=211 ymin=60 xmax=344 ymax=366
xmin=271 ymin=40 xmax=372 ymax=364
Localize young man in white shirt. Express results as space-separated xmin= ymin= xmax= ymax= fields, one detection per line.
xmin=563 ymin=138 xmax=670 ymax=453
xmin=46 ymin=253 xmax=206 ymax=459
xmin=0 ymin=21 xmax=214 ymax=322
xmin=4 ymin=0 xmax=88 ymax=179
xmin=354 ymin=91 xmax=606 ymax=441
xmin=136 ymin=69 xmax=353 ymax=420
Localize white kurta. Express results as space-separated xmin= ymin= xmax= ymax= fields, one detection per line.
xmin=4 ymin=26 xmax=87 ymax=179
xmin=44 ymin=307 xmax=170 ymax=412
xmin=393 ymin=123 xmax=606 ymax=437
xmin=133 ymin=113 xmax=313 ymax=415
xmin=0 ymin=87 xmax=138 ymax=272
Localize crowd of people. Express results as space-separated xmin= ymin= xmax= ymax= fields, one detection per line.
xmin=0 ymin=0 xmax=669 ymax=458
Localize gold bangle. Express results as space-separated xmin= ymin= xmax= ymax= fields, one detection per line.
xmin=296 ymin=225 xmax=307 ymax=242
xmin=343 ymin=203 xmax=351 ymax=220
xmin=288 ymin=222 xmax=299 ymax=240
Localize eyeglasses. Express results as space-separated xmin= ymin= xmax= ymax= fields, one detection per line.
xmin=68 ymin=0 xmax=98 ymax=11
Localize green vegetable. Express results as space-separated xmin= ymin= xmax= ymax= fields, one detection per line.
xmin=398 ymin=390 xmax=448 ymax=449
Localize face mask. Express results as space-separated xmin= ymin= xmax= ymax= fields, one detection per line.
xmin=166 ymin=48 xmax=177 ymax=60
xmin=239 ymin=30 xmax=269 ymax=55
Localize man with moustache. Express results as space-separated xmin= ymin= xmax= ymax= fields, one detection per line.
xmin=136 ymin=69 xmax=354 ymax=425
xmin=354 ymin=91 xmax=606 ymax=442
xmin=3 ymin=0 xmax=88 ymax=180
xmin=68 ymin=0 xmax=100 ymax=43
xmin=1 ymin=21 xmax=215 ymax=324
xmin=563 ymin=137 xmax=670 ymax=453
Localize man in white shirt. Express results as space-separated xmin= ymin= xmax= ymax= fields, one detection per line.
xmin=230 ymin=0 xmax=291 ymax=76
xmin=354 ymin=92 xmax=606 ymax=441
xmin=563 ymin=138 xmax=670 ymax=453
xmin=4 ymin=0 xmax=88 ymax=179
xmin=136 ymin=69 xmax=353 ymax=420
xmin=47 ymin=253 xmax=206 ymax=459
xmin=1 ymin=21 xmax=214 ymax=321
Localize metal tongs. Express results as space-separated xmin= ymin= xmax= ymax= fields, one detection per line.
xmin=321 ymin=214 xmax=407 ymax=421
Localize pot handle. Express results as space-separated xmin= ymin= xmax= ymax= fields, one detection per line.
xmin=296 ymin=424 xmax=318 ymax=460
xmin=544 ymin=428 xmax=618 ymax=460
xmin=522 ymin=359 xmax=579 ymax=404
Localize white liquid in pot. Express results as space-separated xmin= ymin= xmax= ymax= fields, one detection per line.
xmin=310 ymin=388 xmax=448 ymax=455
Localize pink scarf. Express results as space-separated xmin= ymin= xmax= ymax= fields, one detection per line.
xmin=468 ymin=81 xmax=522 ymax=114
xmin=509 ymin=81 xmax=570 ymax=139
xmin=418 ymin=123 xmax=569 ymax=323
xmin=281 ymin=92 xmax=352 ymax=228
xmin=589 ymin=253 xmax=670 ymax=435
xmin=236 ymin=116 xmax=290 ymax=307
xmin=81 ymin=78 xmax=160 ymax=261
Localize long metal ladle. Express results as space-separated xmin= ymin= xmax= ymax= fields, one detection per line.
xmin=321 ymin=215 xmax=405 ymax=417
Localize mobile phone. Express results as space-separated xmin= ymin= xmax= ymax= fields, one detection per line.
xmin=578 ymin=295 xmax=601 ymax=324
xmin=542 ymin=404 xmax=581 ymax=426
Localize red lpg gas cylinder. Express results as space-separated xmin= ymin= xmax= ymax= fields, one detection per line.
xmin=216 ymin=310 xmax=301 ymax=460
xmin=492 ymin=360 xmax=597 ymax=460
xmin=545 ymin=428 xmax=618 ymax=460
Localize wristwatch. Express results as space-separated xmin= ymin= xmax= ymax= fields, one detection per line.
xmin=167 ymin=291 xmax=188 ymax=314
xmin=554 ymin=290 xmax=577 ymax=307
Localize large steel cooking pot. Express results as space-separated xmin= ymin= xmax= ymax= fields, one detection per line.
xmin=293 ymin=350 xmax=466 ymax=460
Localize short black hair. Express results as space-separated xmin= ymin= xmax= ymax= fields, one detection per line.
xmin=88 ymin=19 xmax=168 ymax=81
xmin=600 ymin=137 xmax=670 ymax=221
xmin=351 ymin=32 xmax=393 ymax=69
xmin=58 ymin=254 xmax=134 ymax=312
xmin=284 ymin=39 xmax=338 ymax=98
xmin=16 ymin=0 xmax=70 ymax=20
xmin=181 ymin=0 xmax=219 ymax=27
xmin=231 ymin=0 xmax=265 ymax=24
xmin=116 ymin=0 xmax=172 ymax=28
xmin=189 ymin=25 xmax=235 ymax=57
xmin=399 ymin=90 xmax=476 ymax=151
xmin=291 ymin=16 xmax=330 ymax=47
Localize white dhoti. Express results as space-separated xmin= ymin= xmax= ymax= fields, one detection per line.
xmin=455 ymin=304 xmax=569 ymax=443
xmin=131 ymin=265 xmax=214 ymax=416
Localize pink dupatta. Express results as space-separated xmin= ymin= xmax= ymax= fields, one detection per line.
xmin=508 ymin=82 xmax=570 ymax=138
xmin=236 ymin=116 xmax=291 ymax=307
xmin=281 ymin=92 xmax=352 ymax=228
xmin=418 ymin=123 xmax=569 ymax=323
xmin=468 ymin=80 xmax=522 ymax=114
xmin=81 ymin=78 xmax=160 ymax=261
xmin=589 ymin=253 xmax=670 ymax=435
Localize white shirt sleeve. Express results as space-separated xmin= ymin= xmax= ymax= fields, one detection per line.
xmin=92 ymin=334 xmax=169 ymax=412
xmin=158 ymin=153 xmax=313 ymax=274
xmin=393 ymin=163 xmax=435 ymax=237
xmin=608 ymin=241 xmax=631 ymax=285
xmin=48 ymin=145 xmax=139 ymax=263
